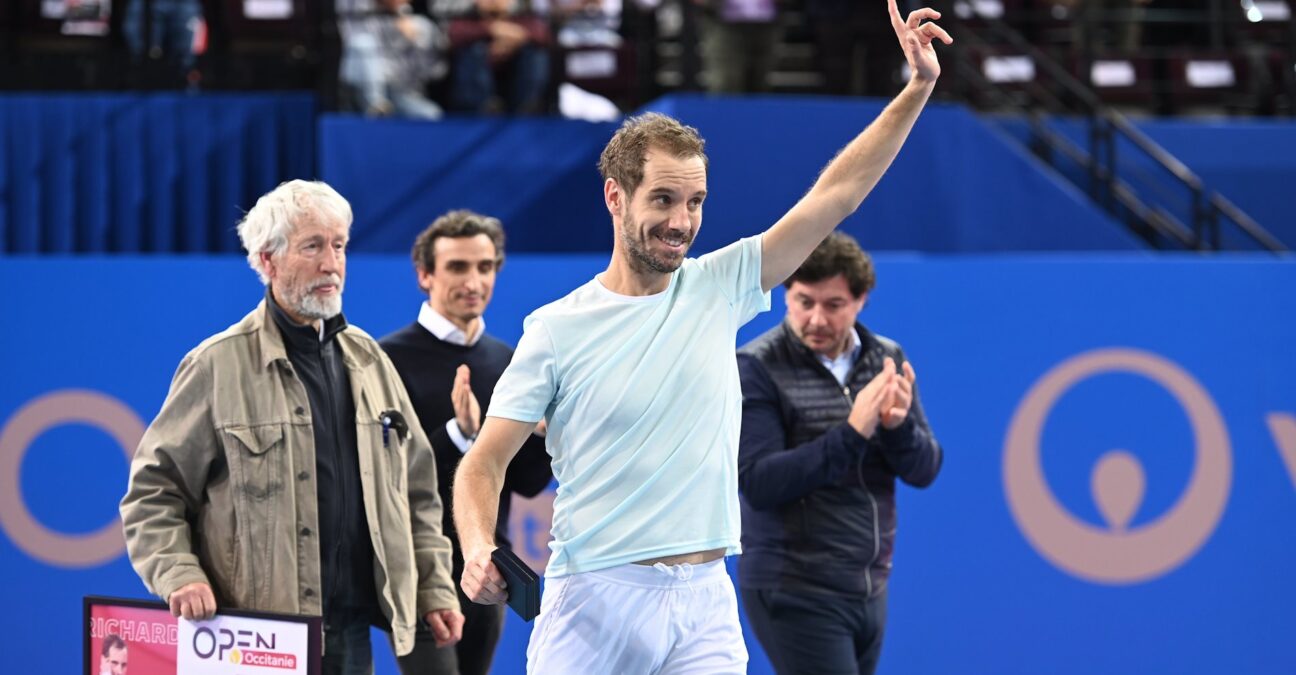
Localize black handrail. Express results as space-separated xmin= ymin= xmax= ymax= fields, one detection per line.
xmin=954 ymin=10 xmax=1288 ymax=252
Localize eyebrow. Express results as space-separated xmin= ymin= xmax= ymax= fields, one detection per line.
xmin=300 ymin=233 xmax=347 ymax=243
xmin=794 ymin=293 xmax=846 ymax=302
xmin=647 ymin=187 xmax=707 ymax=199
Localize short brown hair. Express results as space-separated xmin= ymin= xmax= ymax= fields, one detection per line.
xmin=598 ymin=113 xmax=708 ymax=198
xmin=785 ymin=232 xmax=876 ymax=297
xmin=101 ymin=634 xmax=127 ymax=657
xmin=411 ymin=209 xmax=506 ymax=274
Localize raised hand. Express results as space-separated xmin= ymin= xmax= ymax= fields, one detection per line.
xmin=849 ymin=358 xmax=898 ymax=439
xmin=882 ymin=360 xmax=917 ymax=429
xmin=888 ymin=0 xmax=953 ymax=83
xmin=453 ymin=364 xmax=482 ymax=439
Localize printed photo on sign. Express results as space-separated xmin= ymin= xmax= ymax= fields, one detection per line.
xmin=85 ymin=599 xmax=178 ymax=674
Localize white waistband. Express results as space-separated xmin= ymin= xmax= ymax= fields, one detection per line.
xmin=582 ymin=558 xmax=729 ymax=589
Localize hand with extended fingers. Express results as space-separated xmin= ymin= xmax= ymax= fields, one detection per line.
xmin=881 ymin=359 xmax=918 ymax=430
xmin=848 ymin=357 xmax=919 ymax=438
xmin=848 ymin=358 xmax=896 ymax=439
xmin=453 ymin=364 xmax=482 ymax=439
xmin=888 ymin=0 xmax=954 ymax=83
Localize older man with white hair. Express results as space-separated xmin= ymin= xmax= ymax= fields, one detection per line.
xmin=121 ymin=179 xmax=462 ymax=675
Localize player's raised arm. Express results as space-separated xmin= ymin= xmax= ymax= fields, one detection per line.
xmin=759 ymin=0 xmax=952 ymax=292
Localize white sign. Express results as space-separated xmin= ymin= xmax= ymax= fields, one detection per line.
xmin=566 ymin=50 xmax=617 ymax=79
xmin=1185 ymin=61 xmax=1235 ymax=89
xmin=1091 ymin=60 xmax=1136 ymax=88
xmin=177 ymin=613 xmax=311 ymax=673
xmin=983 ymin=55 xmax=1034 ymax=83
xmin=1253 ymin=0 xmax=1291 ymax=20
xmin=244 ymin=0 xmax=293 ymax=19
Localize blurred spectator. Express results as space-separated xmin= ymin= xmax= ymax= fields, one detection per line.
xmin=447 ymin=0 xmax=552 ymax=114
xmin=122 ymin=0 xmax=204 ymax=82
xmin=806 ymin=0 xmax=905 ymax=97
xmin=1054 ymin=0 xmax=1150 ymax=54
xmin=1139 ymin=0 xmax=1216 ymax=49
xmin=697 ymin=0 xmax=781 ymax=94
xmin=338 ymin=0 xmax=448 ymax=119
xmin=542 ymin=0 xmax=624 ymax=48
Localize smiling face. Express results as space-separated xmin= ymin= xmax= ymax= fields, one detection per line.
xmin=609 ymin=147 xmax=707 ymax=277
xmin=785 ymin=274 xmax=867 ymax=359
xmin=418 ymin=233 xmax=499 ymax=329
xmin=263 ymin=212 xmax=349 ymax=326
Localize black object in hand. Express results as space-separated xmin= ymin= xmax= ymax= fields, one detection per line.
xmin=491 ymin=548 xmax=540 ymax=622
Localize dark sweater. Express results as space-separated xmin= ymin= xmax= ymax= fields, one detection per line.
xmin=379 ymin=321 xmax=552 ymax=579
xmin=267 ymin=294 xmax=378 ymax=622
xmin=736 ymin=321 xmax=943 ymax=598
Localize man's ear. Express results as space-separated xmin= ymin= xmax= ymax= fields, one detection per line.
xmin=416 ymin=265 xmax=435 ymax=293
xmin=260 ymin=251 xmax=277 ymax=281
xmin=604 ymin=178 xmax=623 ymax=217
xmin=853 ymin=292 xmax=869 ymax=315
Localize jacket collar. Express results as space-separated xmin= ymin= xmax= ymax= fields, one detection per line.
xmin=779 ymin=320 xmax=873 ymax=376
xmin=252 ymin=298 xmax=289 ymax=370
xmin=249 ymin=296 xmax=374 ymax=371
xmin=266 ymin=289 xmax=350 ymax=351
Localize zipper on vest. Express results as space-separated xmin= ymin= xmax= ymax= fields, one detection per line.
xmin=864 ymin=490 xmax=880 ymax=596
xmin=843 ymin=380 xmax=880 ymax=597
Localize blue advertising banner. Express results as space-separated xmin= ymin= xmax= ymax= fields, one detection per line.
xmin=1 ymin=254 xmax=1293 ymax=674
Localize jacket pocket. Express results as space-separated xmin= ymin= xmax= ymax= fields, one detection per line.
xmin=358 ymin=387 xmax=410 ymax=496
xmin=222 ymin=423 xmax=288 ymax=607
xmin=359 ymin=419 xmax=407 ymax=496
xmin=225 ymin=425 xmax=286 ymax=500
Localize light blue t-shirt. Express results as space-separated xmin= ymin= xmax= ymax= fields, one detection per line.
xmin=487 ymin=235 xmax=770 ymax=577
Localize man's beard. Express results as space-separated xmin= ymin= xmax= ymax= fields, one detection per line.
xmin=620 ymin=216 xmax=693 ymax=275
xmin=285 ymin=274 xmax=344 ymax=320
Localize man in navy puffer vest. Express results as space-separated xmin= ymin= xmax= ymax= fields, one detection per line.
xmin=737 ymin=232 xmax=943 ymax=675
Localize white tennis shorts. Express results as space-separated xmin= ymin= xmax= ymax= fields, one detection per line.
xmin=526 ymin=559 xmax=748 ymax=674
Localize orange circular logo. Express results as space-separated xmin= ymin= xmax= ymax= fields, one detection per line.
xmin=1003 ymin=348 xmax=1231 ymax=584
xmin=0 ymin=390 xmax=143 ymax=568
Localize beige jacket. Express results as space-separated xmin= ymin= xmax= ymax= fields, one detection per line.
xmin=120 ymin=300 xmax=457 ymax=655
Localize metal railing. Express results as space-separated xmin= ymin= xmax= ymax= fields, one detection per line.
xmin=952 ymin=10 xmax=1288 ymax=252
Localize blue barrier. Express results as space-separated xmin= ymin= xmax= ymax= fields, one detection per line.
xmin=997 ymin=116 xmax=1295 ymax=250
xmin=320 ymin=96 xmax=1143 ymax=255
xmin=1137 ymin=119 xmax=1296 ymax=249
xmin=0 ymin=93 xmax=316 ymax=254
xmin=8 ymin=92 xmax=1292 ymax=256
xmin=2 ymin=254 xmax=1294 ymax=674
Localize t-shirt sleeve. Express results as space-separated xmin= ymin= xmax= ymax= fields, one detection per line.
xmin=695 ymin=234 xmax=771 ymax=325
xmin=485 ymin=317 xmax=558 ymax=423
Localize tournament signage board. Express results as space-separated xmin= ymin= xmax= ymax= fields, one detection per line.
xmin=84 ymin=596 xmax=321 ymax=674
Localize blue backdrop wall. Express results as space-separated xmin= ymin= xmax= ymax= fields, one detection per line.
xmin=0 ymin=94 xmax=316 ymax=254
xmin=1 ymin=253 xmax=1293 ymax=674
xmin=5 ymin=94 xmax=1294 ymax=256
xmin=320 ymin=96 xmax=1143 ymax=256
